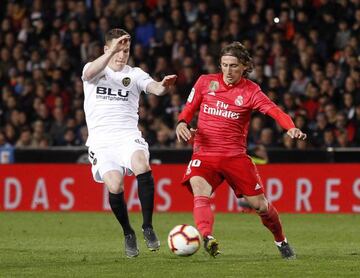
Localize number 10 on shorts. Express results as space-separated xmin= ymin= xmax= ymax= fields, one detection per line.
xmin=186 ymin=159 xmax=201 ymax=175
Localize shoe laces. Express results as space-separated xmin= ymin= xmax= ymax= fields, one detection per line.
xmin=125 ymin=234 xmax=137 ymax=247
xmin=143 ymin=228 xmax=156 ymax=241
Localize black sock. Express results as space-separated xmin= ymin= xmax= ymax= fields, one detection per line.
xmin=109 ymin=192 xmax=134 ymax=236
xmin=137 ymin=171 xmax=154 ymax=230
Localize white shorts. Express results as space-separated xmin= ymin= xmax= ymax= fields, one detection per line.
xmin=87 ymin=136 xmax=149 ymax=183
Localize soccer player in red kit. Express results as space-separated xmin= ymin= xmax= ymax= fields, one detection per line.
xmin=176 ymin=42 xmax=306 ymax=259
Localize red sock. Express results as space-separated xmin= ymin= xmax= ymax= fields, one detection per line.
xmin=193 ymin=196 xmax=214 ymax=238
xmin=258 ymin=203 xmax=285 ymax=242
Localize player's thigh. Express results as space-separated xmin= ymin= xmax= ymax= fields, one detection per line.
xmin=88 ymin=146 xmax=124 ymax=183
xmin=103 ymin=170 xmax=125 ymax=194
xmin=182 ymin=155 xmax=223 ymax=196
xmin=119 ymin=136 xmax=150 ymax=175
xmin=221 ymin=155 xmax=264 ymax=197
xmin=190 ymin=176 xmax=213 ymax=196
xmin=131 ymin=149 xmax=151 ymax=176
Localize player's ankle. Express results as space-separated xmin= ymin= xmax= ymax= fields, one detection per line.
xmin=274 ymin=237 xmax=287 ymax=247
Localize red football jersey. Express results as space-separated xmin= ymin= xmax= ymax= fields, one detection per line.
xmin=178 ymin=73 xmax=276 ymax=156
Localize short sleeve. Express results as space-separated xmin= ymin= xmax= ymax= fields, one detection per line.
xmin=81 ymin=62 xmax=104 ymax=83
xmin=135 ymin=68 xmax=154 ymax=93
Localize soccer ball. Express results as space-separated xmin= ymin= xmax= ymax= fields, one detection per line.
xmin=167 ymin=224 xmax=201 ymax=256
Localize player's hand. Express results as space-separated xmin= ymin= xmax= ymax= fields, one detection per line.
xmin=287 ymin=128 xmax=307 ymax=140
xmin=176 ymin=122 xmax=196 ymax=142
xmin=109 ymin=35 xmax=131 ymax=54
xmin=161 ymin=75 xmax=177 ymax=88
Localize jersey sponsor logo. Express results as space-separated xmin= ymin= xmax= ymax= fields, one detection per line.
xmin=96 ymin=86 xmax=129 ymax=101
xmin=235 ymin=95 xmax=243 ymax=106
xmin=203 ymin=100 xmax=240 ymax=119
xmin=187 ymin=88 xmax=195 ymax=103
xmin=122 ymin=77 xmax=131 ymax=87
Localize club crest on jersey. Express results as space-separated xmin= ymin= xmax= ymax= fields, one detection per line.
xmin=209 ymin=81 xmax=219 ymax=91
xmin=122 ymin=77 xmax=131 ymax=87
xmin=235 ymin=95 xmax=243 ymax=106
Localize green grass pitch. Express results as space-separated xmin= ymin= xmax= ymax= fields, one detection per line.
xmin=1 ymin=212 xmax=359 ymax=277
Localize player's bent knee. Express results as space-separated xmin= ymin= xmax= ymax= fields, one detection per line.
xmin=256 ymin=204 xmax=269 ymax=213
xmin=245 ymin=194 xmax=269 ymax=213
xmin=133 ymin=163 xmax=151 ymax=176
xmin=255 ymin=200 xmax=269 ymax=213
xmin=106 ymin=183 xmax=124 ymax=194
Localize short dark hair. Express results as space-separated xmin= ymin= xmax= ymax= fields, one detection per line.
xmin=220 ymin=42 xmax=254 ymax=76
xmin=105 ymin=28 xmax=130 ymax=45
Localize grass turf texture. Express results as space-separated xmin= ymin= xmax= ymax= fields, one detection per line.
xmin=1 ymin=213 xmax=359 ymax=277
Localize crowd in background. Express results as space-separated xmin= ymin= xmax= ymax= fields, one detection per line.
xmin=0 ymin=0 xmax=359 ymax=152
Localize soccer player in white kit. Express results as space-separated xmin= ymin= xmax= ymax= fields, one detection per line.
xmin=82 ymin=29 xmax=177 ymax=258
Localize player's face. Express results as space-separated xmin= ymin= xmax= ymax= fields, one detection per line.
xmin=220 ymin=55 xmax=246 ymax=85
xmin=106 ymin=39 xmax=130 ymax=70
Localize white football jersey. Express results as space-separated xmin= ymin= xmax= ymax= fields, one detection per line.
xmin=82 ymin=63 xmax=154 ymax=147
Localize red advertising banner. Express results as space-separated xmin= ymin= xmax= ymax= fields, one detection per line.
xmin=1 ymin=164 xmax=360 ymax=213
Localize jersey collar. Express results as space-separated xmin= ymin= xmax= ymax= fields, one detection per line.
xmin=220 ymin=74 xmax=244 ymax=89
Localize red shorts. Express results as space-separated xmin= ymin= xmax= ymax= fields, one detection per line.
xmin=181 ymin=154 xmax=264 ymax=197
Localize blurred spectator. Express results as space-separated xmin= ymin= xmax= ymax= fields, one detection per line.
xmin=323 ymin=128 xmax=337 ymax=148
xmin=296 ymin=138 xmax=310 ymax=150
xmin=153 ymin=128 xmax=172 ymax=148
xmin=0 ymin=130 xmax=14 ymax=163
xmin=258 ymin=128 xmax=276 ymax=148
xmin=289 ymin=67 xmax=310 ymax=96
xmin=335 ymin=20 xmax=352 ymax=50
xmin=135 ymin=11 xmax=155 ymax=49
xmin=0 ymin=0 xmax=358 ymax=151
xmin=248 ymin=114 xmax=264 ymax=147
xmin=49 ymin=107 xmax=66 ymax=145
xmin=15 ymin=126 xmax=33 ymax=148
xmin=354 ymin=104 xmax=360 ymax=146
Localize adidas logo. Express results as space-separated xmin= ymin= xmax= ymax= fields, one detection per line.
xmin=255 ymin=183 xmax=262 ymax=190
xmin=99 ymin=75 xmax=107 ymax=80
xmin=208 ymin=92 xmax=216 ymax=96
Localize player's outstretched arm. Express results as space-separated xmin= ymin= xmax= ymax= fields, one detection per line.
xmin=266 ymin=107 xmax=307 ymax=140
xmin=147 ymin=75 xmax=177 ymax=96
xmin=82 ymin=35 xmax=130 ymax=81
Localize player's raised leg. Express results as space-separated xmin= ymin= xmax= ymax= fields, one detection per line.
xmin=190 ymin=176 xmax=220 ymax=257
xmin=131 ymin=150 xmax=160 ymax=251
xmin=103 ymin=170 xmax=139 ymax=258
xmin=245 ymin=194 xmax=296 ymax=259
